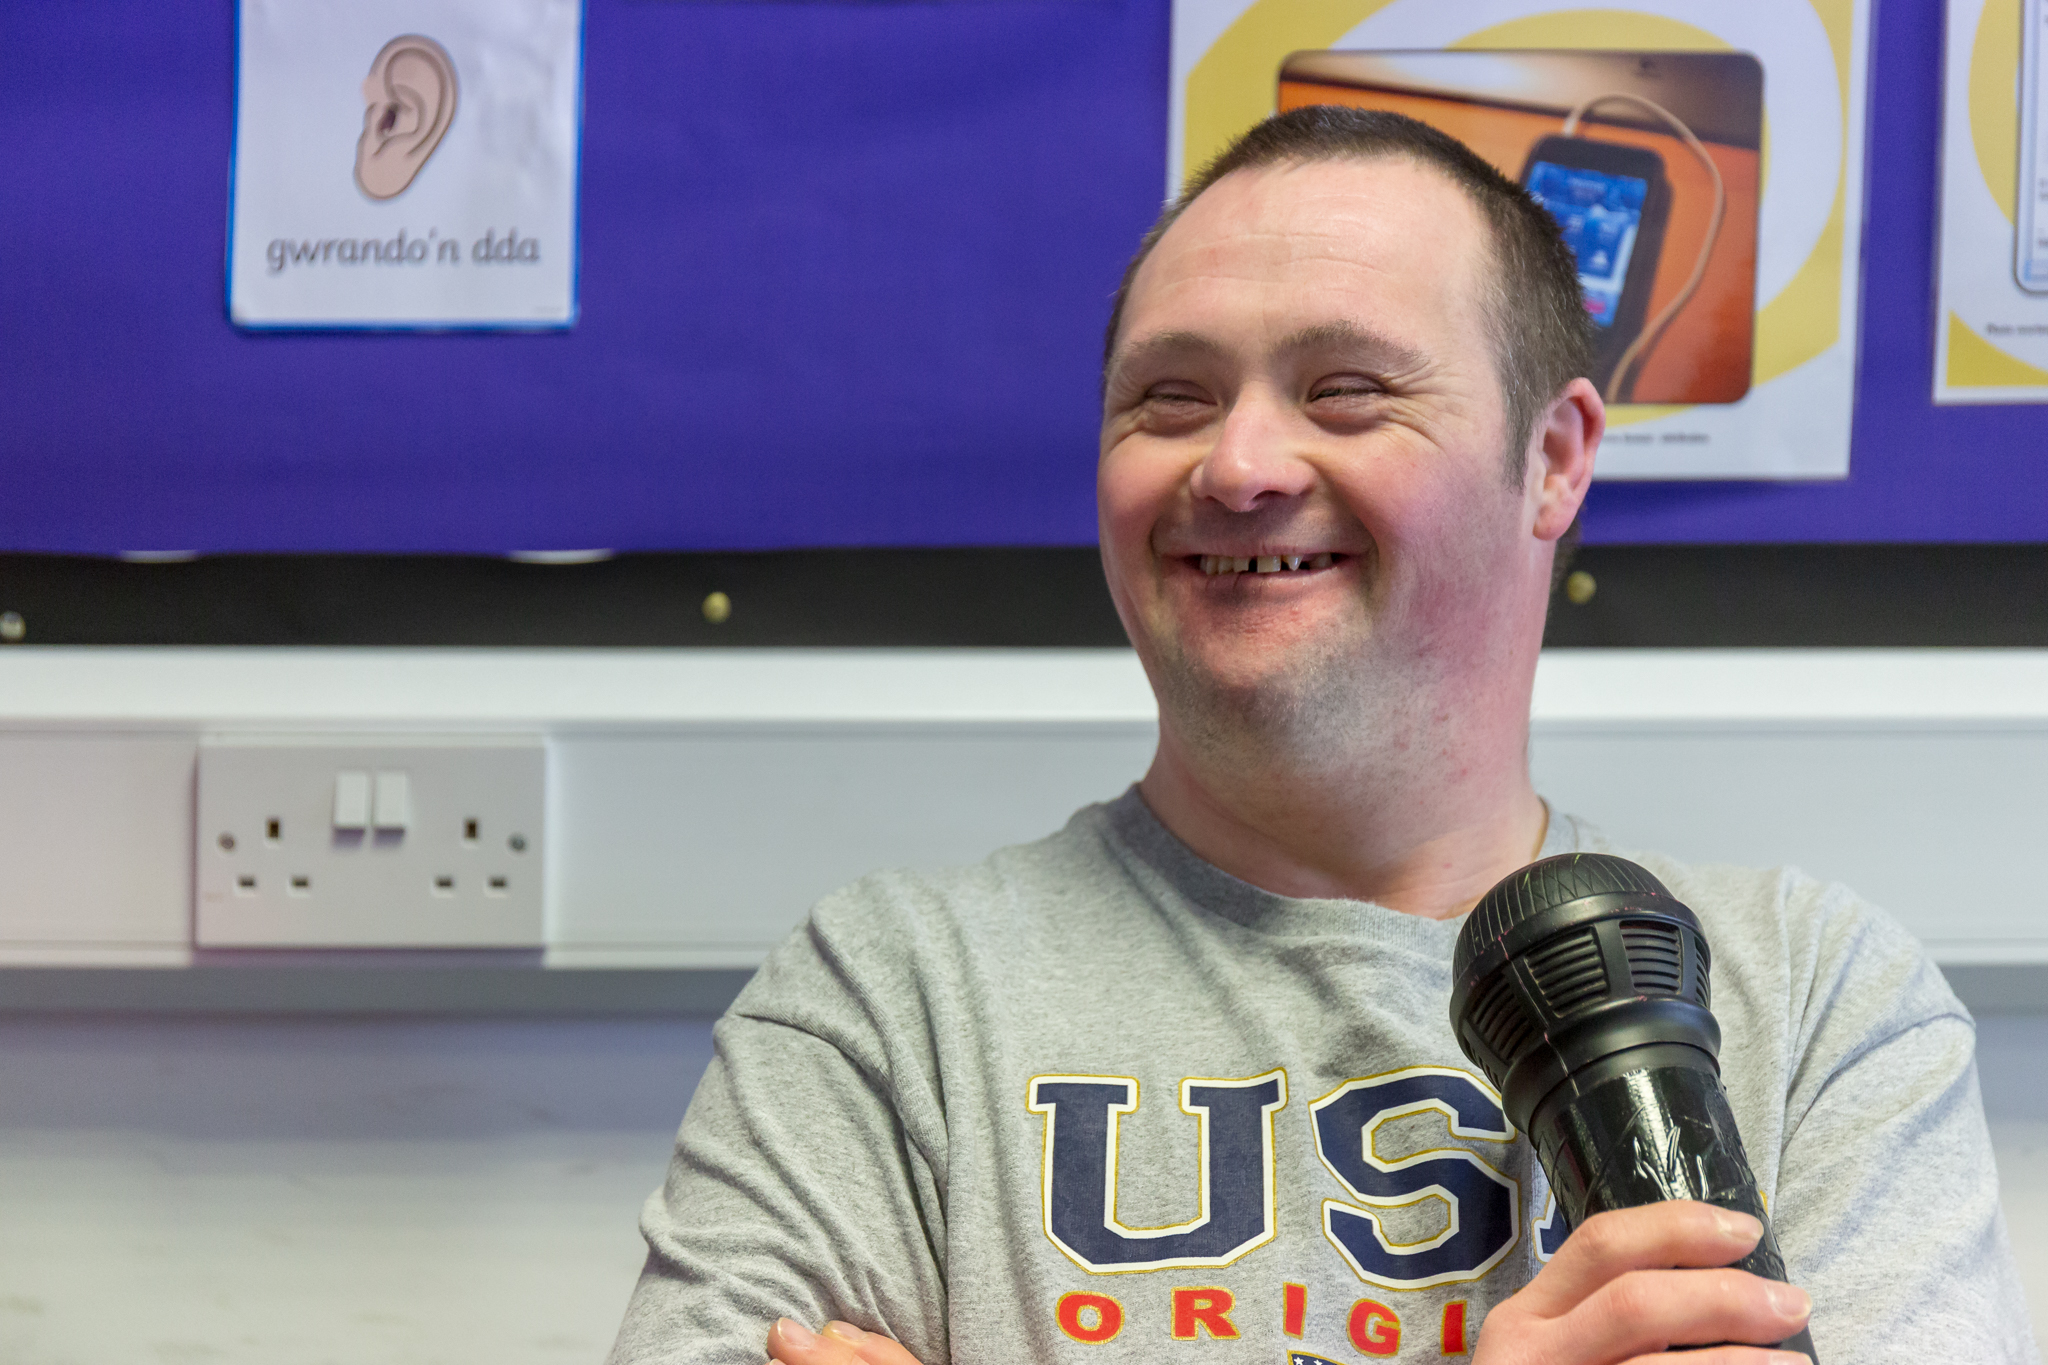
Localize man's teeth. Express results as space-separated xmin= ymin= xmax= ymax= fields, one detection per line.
xmin=1198 ymin=552 xmax=1336 ymax=576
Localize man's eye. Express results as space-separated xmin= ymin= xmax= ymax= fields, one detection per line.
xmin=1142 ymin=388 xmax=1209 ymax=412
xmin=1309 ymin=379 xmax=1380 ymax=401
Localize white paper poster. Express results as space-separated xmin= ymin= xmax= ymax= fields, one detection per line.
xmin=1170 ymin=1 xmax=1873 ymax=480
xmin=1935 ymin=0 xmax=2048 ymax=402
xmin=229 ymin=0 xmax=582 ymax=329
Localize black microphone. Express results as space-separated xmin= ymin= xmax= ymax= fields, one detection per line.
xmin=1448 ymin=853 xmax=1818 ymax=1361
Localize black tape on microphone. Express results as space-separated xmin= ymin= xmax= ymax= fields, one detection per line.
xmin=1449 ymin=853 xmax=1818 ymax=1361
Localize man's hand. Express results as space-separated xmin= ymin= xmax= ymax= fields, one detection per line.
xmin=1474 ymin=1201 xmax=1813 ymax=1363
xmin=765 ymin=1317 xmax=925 ymax=1365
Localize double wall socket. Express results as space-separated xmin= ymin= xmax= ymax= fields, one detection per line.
xmin=195 ymin=737 xmax=545 ymax=948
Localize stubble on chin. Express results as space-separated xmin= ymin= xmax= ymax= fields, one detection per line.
xmin=1148 ymin=620 xmax=1404 ymax=783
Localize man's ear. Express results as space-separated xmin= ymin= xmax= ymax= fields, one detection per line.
xmin=354 ymin=36 xmax=458 ymax=201
xmin=1529 ymin=377 xmax=1602 ymax=543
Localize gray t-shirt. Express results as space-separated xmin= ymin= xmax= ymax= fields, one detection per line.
xmin=612 ymin=791 xmax=2037 ymax=1363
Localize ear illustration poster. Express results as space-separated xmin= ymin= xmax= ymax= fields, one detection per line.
xmin=1170 ymin=1 xmax=1873 ymax=480
xmin=1936 ymin=0 xmax=2048 ymax=402
xmin=229 ymin=0 xmax=582 ymax=329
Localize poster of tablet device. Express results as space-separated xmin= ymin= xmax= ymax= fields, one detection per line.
xmin=1171 ymin=1 xmax=1872 ymax=479
xmin=1935 ymin=0 xmax=2048 ymax=402
xmin=228 ymin=0 xmax=582 ymax=329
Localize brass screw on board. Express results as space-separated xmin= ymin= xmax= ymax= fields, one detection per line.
xmin=1565 ymin=571 xmax=1597 ymax=606
xmin=701 ymin=591 xmax=732 ymax=625
xmin=0 ymin=611 xmax=24 ymax=642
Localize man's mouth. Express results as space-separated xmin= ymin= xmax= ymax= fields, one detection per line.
xmin=1193 ymin=552 xmax=1342 ymax=577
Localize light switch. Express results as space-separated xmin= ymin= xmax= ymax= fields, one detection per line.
xmin=373 ymin=771 xmax=411 ymax=832
xmin=334 ymin=770 xmax=371 ymax=830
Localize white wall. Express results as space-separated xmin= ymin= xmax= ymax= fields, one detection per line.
xmin=1983 ymin=1015 xmax=2048 ymax=1343
xmin=0 ymin=1016 xmax=700 ymax=1365
xmin=5 ymin=648 xmax=2048 ymax=966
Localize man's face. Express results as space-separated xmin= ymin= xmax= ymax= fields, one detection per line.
xmin=1099 ymin=157 xmax=1549 ymax=756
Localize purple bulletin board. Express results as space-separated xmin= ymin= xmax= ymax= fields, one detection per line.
xmin=0 ymin=0 xmax=2040 ymax=554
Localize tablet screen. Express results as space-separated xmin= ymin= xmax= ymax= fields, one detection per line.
xmin=1525 ymin=160 xmax=1649 ymax=328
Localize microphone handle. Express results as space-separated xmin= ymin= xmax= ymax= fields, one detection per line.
xmin=1528 ymin=1051 xmax=1819 ymax=1361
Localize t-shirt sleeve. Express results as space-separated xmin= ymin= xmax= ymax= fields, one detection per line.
xmin=1771 ymin=881 xmax=2039 ymax=1362
xmin=607 ymin=893 xmax=951 ymax=1365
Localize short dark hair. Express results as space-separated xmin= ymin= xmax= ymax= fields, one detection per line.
xmin=1103 ymin=106 xmax=1594 ymax=487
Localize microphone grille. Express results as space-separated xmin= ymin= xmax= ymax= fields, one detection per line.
xmin=1453 ymin=853 xmax=1675 ymax=982
xmin=1452 ymin=853 xmax=1716 ymax=1129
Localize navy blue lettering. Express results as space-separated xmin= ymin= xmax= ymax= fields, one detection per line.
xmin=1029 ymin=1071 xmax=1286 ymax=1271
xmin=1312 ymin=1069 xmax=1520 ymax=1289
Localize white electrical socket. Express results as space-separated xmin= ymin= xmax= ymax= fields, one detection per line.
xmin=195 ymin=736 xmax=546 ymax=948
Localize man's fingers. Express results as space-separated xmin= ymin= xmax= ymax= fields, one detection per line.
xmin=767 ymin=1317 xmax=860 ymax=1365
xmin=768 ymin=1317 xmax=845 ymax=1365
xmin=1569 ymin=1266 xmax=1812 ymax=1362
xmin=823 ymin=1321 xmax=927 ymax=1365
xmin=1517 ymin=1201 xmax=1764 ymax=1316
xmin=1472 ymin=1204 xmax=1813 ymax=1365
xmin=766 ymin=1318 xmax=927 ymax=1365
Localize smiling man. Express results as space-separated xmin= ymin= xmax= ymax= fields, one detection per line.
xmin=609 ymin=108 xmax=2034 ymax=1365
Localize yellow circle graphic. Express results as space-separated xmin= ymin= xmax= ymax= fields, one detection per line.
xmin=1970 ymin=0 xmax=2021 ymax=225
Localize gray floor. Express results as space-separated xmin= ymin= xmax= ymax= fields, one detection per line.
xmin=0 ymin=1012 xmax=2041 ymax=1364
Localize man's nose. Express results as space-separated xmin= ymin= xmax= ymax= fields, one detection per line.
xmin=1186 ymin=390 xmax=1318 ymax=513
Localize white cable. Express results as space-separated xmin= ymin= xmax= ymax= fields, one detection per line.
xmin=1560 ymin=93 xmax=1726 ymax=404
